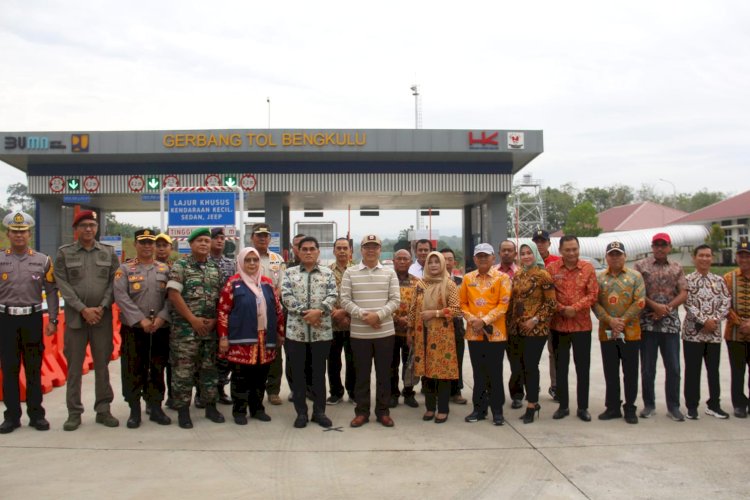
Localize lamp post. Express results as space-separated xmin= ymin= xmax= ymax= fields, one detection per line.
xmin=658 ymin=178 xmax=677 ymax=208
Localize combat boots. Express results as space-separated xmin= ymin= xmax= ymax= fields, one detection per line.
xmin=126 ymin=403 xmax=142 ymax=429
xmin=149 ymin=404 xmax=172 ymax=426
xmin=205 ymin=404 xmax=226 ymax=423
xmin=178 ymin=408 xmax=193 ymax=429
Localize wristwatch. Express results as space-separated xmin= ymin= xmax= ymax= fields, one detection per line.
xmin=49 ymin=318 xmax=59 ymax=325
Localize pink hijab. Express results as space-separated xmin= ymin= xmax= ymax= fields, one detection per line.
xmin=236 ymin=247 xmax=267 ymax=330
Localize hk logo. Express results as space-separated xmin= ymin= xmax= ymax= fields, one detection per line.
xmin=468 ymin=131 xmax=499 ymax=148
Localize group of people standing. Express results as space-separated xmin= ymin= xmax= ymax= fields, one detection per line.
xmin=2 ymin=209 xmax=750 ymax=435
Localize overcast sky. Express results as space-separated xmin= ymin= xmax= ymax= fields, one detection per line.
xmin=1 ymin=0 xmax=748 ymax=238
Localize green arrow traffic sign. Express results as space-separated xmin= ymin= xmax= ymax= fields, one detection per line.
xmin=224 ymin=176 xmax=237 ymax=187
xmin=147 ymin=177 xmax=160 ymax=189
xmin=68 ymin=178 xmax=80 ymax=190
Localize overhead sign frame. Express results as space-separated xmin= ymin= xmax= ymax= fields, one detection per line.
xmin=160 ymin=186 xmax=245 ymax=246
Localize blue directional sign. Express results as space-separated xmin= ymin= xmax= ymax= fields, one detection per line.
xmin=168 ymin=192 xmax=236 ymax=226
xmin=63 ymin=195 xmax=91 ymax=204
xmin=141 ymin=194 xmax=160 ymax=202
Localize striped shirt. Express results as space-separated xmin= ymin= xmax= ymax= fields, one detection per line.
xmin=340 ymin=261 xmax=401 ymax=339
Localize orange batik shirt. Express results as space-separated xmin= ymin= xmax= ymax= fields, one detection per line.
xmin=459 ymin=267 xmax=512 ymax=342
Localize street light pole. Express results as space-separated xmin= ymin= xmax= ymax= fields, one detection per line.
xmin=658 ymin=178 xmax=677 ymax=208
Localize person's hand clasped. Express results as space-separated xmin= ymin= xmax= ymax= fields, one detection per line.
xmin=302 ymin=309 xmax=323 ymax=328
xmin=361 ymin=311 xmax=381 ymax=329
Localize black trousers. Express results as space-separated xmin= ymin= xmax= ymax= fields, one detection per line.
xmin=552 ymin=330 xmax=591 ymax=410
xmin=468 ymin=341 xmax=506 ymax=416
xmin=351 ymin=336 xmax=394 ymax=418
xmin=0 ymin=311 xmax=44 ymax=422
xmin=601 ymin=339 xmax=639 ymax=411
xmin=286 ymin=339 xmax=330 ymax=417
xmin=725 ymin=340 xmax=750 ymax=410
xmin=683 ymin=340 xmax=722 ymax=411
xmin=216 ymin=356 xmax=231 ymax=388
xmin=265 ymin=347 xmax=284 ymax=396
xmin=521 ymin=336 xmax=548 ymax=404
xmin=450 ymin=321 xmax=466 ymax=396
xmin=328 ymin=330 xmax=355 ymax=399
xmin=230 ymin=362 xmax=270 ymax=416
xmin=423 ymin=378 xmax=451 ymax=413
xmin=506 ymin=334 xmax=525 ymax=401
xmin=390 ymin=335 xmax=415 ymax=397
xmin=119 ymin=325 xmax=169 ymax=406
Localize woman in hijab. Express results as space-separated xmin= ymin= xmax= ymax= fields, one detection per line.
xmin=217 ymin=247 xmax=285 ymax=425
xmin=408 ymin=251 xmax=462 ymax=423
xmin=509 ymin=242 xmax=557 ymax=424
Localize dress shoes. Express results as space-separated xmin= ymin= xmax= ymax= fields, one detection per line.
xmin=624 ymin=410 xmax=638 ymax=424
xmin=205 ymin=404 xmax=225 ymax=423
xmin=404 ymin=395 xmax=419 ymax=408
xmin=377 ymin=415 xmax=395 ymax=427
xmin=311 ymin=414 xmax=333 ymax=428
xmin=95 ymin=412 xmax=120 ymax=428
xmin=29 ymin=417 xmax=50 ymax=431
xmin=149 ymin=405 xmax=172 ymax=425
xmin=552 ymin=407 xmax=570 ymax=420
xmin=350 ymin=415 xmax=369 ymax=428
xmin=63 ymin=414 xmax=81 ymax=431
xmin=0 ymin=419 xmax=21 ymax=434
xmin=434 ymin=414 xmax=448 ymax=424
xmin=251 ymin=411 xmax=272 ymax=422
xmin=511 ymin=399 xmax=523 ymax=409
xmin=423 ymin=411 xmax=435 ymax=421
xmin=178 ymin=408 xmax=193 ymax=429
xmin=598 ymin=408 xmax=623 ymax=421
xmin=577 ymin=409 xmax=592 ymax=422
xmin=451 ymin=394 xmax=468 ymax=405
xmin=294 ymin=414 xmax=309 ymax=428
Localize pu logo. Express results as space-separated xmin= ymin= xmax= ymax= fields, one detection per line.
xmin=71 ymin=134 xmax=90 ymax=153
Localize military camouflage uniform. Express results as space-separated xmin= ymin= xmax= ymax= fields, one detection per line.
xmin=209 ymin=254 xmax=236 ymax=390
xmin=167 ymin=255 xmax=222 ymax=409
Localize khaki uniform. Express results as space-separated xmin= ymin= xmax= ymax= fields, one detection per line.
xmin=261 ymin=250 xmax=287 ymax=396
xmin=113 ymin=259 xmax=171 ymax=406
xmin=166 ymin=255 xmax=222 ymax=408
xmin=0 ymin=248 xmax=59 ymax=423
xmin=54 ymin=241 xmax=119 ymax=416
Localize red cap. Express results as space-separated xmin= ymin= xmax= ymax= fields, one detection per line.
xmin=72 ymin=210 xmax=97 ymax=227
xmin=652 ymin=232 xmax=671 ymax=244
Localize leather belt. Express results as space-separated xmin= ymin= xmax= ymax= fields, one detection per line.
xmin=0 ymin=304 xmax=43 ymax=315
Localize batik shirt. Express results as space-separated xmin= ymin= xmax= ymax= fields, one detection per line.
xmin=682 ymin=271 xmax=730 ymax=343
xmin=634 ymin=257 xmax=687 ymax=334
xmin=724 ymin=269 xmax=750 ymax=342
xmin=593 ymin=267 xmax=645 ymax=341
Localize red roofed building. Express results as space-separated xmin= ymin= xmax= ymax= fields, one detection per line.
xmin=673 ymin=190 xmax=750 ymax=259
xmin=597 ymin=202 xmax=687 ymax=232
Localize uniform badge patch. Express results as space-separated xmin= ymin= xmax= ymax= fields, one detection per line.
xmin=1 ymin=273 xmax=7 ymax=280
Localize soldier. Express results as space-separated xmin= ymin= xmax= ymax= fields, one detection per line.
xmin=0 ymin=211 xmax=59 ymax=434
xmin=166 ymin=227 xmax=225 ymax=428
xmin=113 ymin=229 xmax=172 ymax=428
xmin=209 ymin=227 xmax=235 ymax=406
xmin=54 ymin=210 xmax=120 ymax=431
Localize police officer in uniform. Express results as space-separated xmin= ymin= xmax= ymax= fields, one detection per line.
xmin=0 ymin=211 xmax=59 ymax=434
xmin=113 ymin=229 xmax=172 ymax=428
xmin=167 ymin=227 xmax=225 ymax=428
xmin=54 ymin=210 xmax=120 ymax=431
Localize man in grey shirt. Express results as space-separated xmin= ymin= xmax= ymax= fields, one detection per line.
xmin=341 ymin=234 xmax=400 ymax=428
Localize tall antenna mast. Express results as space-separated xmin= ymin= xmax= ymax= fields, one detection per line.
xmin=410 ymin=84 xmax=422 ymax=129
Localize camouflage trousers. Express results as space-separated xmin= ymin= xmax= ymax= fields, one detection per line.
xmin=169 ymin=326 xmax=219 ymax=409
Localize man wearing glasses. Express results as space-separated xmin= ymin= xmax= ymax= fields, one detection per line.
xmin=54 ymin=211 xmax=121 ymax=431
xmin=634 ymin=233 xmax=688 ymax=421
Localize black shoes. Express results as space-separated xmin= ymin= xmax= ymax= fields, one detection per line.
xmin=205 ymin=404 xmax=225 ymax=423
xmin=149 ymin=405 xmax=172 ymax=425
xmin=733 ymin=407 xmax=747 ymax=419
xmin=294 ymin=414 xmax=309 ymax=428
xmin=178 ymin=408 xmax=193 ymax=429
xmin=577 ymin=409 xmax=591 ymax=422
xmin=511 ymin=399 xmax=523 ymax=409
xmin=553 ymin=407 xmax=570 ymax=420
xmin=465 ymin=410 xmax=487 ymax=423
xmin=218 ymin=386 xmax=232 ymax=405
xmin=0 ymin=419 xmax=21 ymax=434
xmin=522 ymin=404 xmax=541 ymax=424
xmin=404 ymin=395 xmax=419 ymax=408
xmin=29 ymin=417 xmax=50 ymax=431
xmin=312 ymin=414 xmax=333 ymax=428
xmin=493 ymin=414 xmax=505 ymax=426
xmin=598 ymin=408 xmax=623 ymax=420
xmin=624 ymin=409 xmax=638 ymax=424
xmin=252 ymin=411 xmax=272 ymax=422
xmin=127 ymin=406 xmax=142 ymax=429
xmin=233 ymin=414 xmax=248 ymax=425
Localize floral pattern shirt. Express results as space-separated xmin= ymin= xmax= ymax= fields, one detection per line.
xmin=393 ymin=273 xmax=419 ymax=336
xmin=281 ymin=264 xmax=338 ymax=342
xmin=724 ymin=269 xmax=750 ymax=342
xmin=682 ymin=271 xmax=730 ymax=343
xmin=547 ymin=259 xmax=599 ymax=333
xmin=634 ymin=257 xmax=687 ymax=334
xmin=459 ymin=268 xmax=512 ymax=341
xmin=507 ymin=267 xmax=557 ymax=337
xmin=593 ymin=267 xmax=646 ymax=341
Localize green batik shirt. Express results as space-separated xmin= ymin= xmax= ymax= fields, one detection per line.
xmin=167 ymin=255 xmax=222 ymax=334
